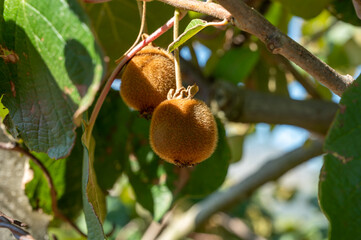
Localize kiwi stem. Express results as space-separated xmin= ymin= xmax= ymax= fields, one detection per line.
xmin=87 ymin=12 xmax=186 ymax=135
xmin=115 ymin=0 xmax=147 ymax=64
xmin=173 ymin=8 xmax=183 ymax=90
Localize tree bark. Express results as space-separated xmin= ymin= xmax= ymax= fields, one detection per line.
xmin=211 ymin=81 xmax=338 ymax=135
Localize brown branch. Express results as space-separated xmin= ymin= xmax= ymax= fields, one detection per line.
xmin=155 ymin=0 xmax=232 ymax=21
xmin=211 ymin=81 xmax=338 ymax=135
xmin=142 ymin=211 xmax=173 ymax=240
xmin=158 ymin=139 xmax=324 ymax=240
xmin=155 ymin=0 xmax=354 ymax=96
xmin=217 ymin=0 xmax=353 ymax=96
xmin=0 ymin=211 xmax=34 ymax=240
xmin=353 ymin=0 xmax=361 ymax=19
xmin=0 ymin=142 xmax=87 ymax=238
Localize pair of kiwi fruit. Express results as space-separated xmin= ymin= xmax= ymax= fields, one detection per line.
xmin=120 ymin=46 xmax=218 ymax=167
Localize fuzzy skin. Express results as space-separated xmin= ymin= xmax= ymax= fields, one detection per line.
xmin=150 ymin=98 xmax=218 ymax=166
xmin=120 ymin=46 xmax=176 ymax=113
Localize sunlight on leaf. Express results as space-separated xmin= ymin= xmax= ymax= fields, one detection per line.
xmin=0 ymin=0 xmax=104 ymax=159
xmin=0 ymin=95 xmax=9 ymax=121
xmin=168 ymin=19 xmax=227 ymax=52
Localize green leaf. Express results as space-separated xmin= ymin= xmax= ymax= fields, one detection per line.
xmin=0 ymin=95 xmax=8 ymax=121
xmin=319 ymin=76 xmax=361 ymax=239
xmin=213 ymin=46 xmax=259 ymax=84
xmin=274 ymin=0 xmax=331 ymax=19
xmin=83 ymin=0 xmax=184 ymax=73
xmin=168 ymin=19 xmax=216 ymax=52
xmin=117 ymin=113 xmax=174 ymax=221
xmin=82 ymin=125 xmax=106 ymax=239
xmin=0 ymin=0 xmax=104 ymax=159
xmin=328 ymin=38 xmax=361 ymax=74
xmin=319 ymin=154 xmax=361 ymax=239
xmin=126 ymin=144 xmax=173 ymax=221
xmin=93 ymin=92 xmax=131 ymax=191
xmin=25 ymin=153 xmax=67 ymax=215
xmin=328 ymin=0 xmax=361 ymax=26
xmin=265 ymin=2 xmax=291 ymax=33
xmin=25 ymin=132 xmax=83 ymax=219
xmin=227 ymin=135 xmax=245 ymax=163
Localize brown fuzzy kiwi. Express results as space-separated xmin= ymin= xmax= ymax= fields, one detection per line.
xmin=120 ymin=46 xmax=176 ymax=116
xmin=150 ymin=98 xmax=218 ymax=167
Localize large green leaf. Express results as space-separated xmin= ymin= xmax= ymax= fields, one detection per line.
xmin=319 ymin=76 xmax=361 ymax=239
xmin=0 ymin=0 xmax=104 ymax=159
xmin=83 ymin=0 xmax=184 ymax=73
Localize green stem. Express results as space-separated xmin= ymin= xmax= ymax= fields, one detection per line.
xmin=173 ymin=9 xmax=183 ymax=90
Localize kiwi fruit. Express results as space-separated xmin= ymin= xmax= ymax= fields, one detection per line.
xmin=120 ymin=46 xmax=176 ymax=115
xmin=150 ymin=98 xmax=218 ymax=167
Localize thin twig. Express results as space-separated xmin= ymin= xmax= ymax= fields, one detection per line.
xmin=141 ymin=203 xmax=176 ymax=240
xmin=158 ymin=139 xmax=324 ymax=240
xmin=0 ymin=213 xmax=34 ymax=240
xmin=0 ymin=211 xmax=28 ymax=228
xmin=0 ymin=142 xmax=87 ymax=238
xmin=173 ymin=9 xmax=183 ymax=90
xmin=155 ymin=0 xmax=354 ymax=96
xmin=155 ymin=0 xmax=232 ymax=20
xmin=275 ymin=55 xmax=322 ymax=99
xmin=212 ymin=212 xmax=266 ymax=240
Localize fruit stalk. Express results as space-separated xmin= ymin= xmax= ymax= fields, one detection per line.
xmin=173 ymin=8 xmax=183 ymax=90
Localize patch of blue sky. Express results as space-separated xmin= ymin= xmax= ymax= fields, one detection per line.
xmin=111 ymin=79 xmax=121 ymax=91
xmin=288 ymin=16 xmax=304 ymax=42
xmin=180 ymin=42 xmax=211 ymax=67
xmin=180 ymin=46 xmax=191 ymax=61
xmin=288 ymin=81 xmax=307 ymax=100
xmin=253 ymin=123 xmax=309 ymax=153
